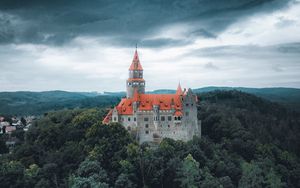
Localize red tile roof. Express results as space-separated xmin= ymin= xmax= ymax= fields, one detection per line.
xmin=115 ymin=93 xmax=182 ymax=115
xmin=102 ymin=109 xmax=113 ymax=124
xmin=116 ymin=98 xmax=134 ymax=115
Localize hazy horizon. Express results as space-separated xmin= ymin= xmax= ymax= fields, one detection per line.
xmin=1 ymin=86 xmax=300 ymax=93
xmin=1 ymin=0 xmax=300 ymax=92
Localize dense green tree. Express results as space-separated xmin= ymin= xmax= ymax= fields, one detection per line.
xmin=38 ymin=163 xmax=59 ymax=188
xmin=21 ymin=117 xmax=27 ymax=126
xmin=0 ymin=160 xmax=25 ymax=188
xmin=115 ymin=160 xmax=137 ymax=188
xmin=265 ymin=168 xmax=285 ymax=188
xmin=200 ymin=167 xmax=222 ymax=188
xmin=11 ymin=129 xmax=25 ymax=142
xmin=176 ymin=154 xmax=201 ymax=188
xmin=238 ymin=161 xmax=264 ymax=188
xmin=0 ymin=135 xmax=9 ymax=154
xmin=69 ymin=158 xmax=109 ymax=188
xmin=24 ymin=164 xmax=40 ymax=188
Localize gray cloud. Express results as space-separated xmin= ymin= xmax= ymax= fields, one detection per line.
xmin=140 ymin=38 xmax=192 ymax=48
xmin=204 ymin=62 xmax=220 ymax=70
xmin=275 ymin=16 xmax=297 ymax=27
xmin=0 ymin=0 xmax=294 ymax=47
xmin=0 ymin=1 xmax=300 ymax=91
xmin=189 ymin=43 xmax=300 ymax=58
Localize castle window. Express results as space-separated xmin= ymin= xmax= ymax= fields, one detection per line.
xmin=134 ymin=117 xmax=136 ymax=121
xmin=178 ymin=116 xmax=182 ymax=120
xmin=168 ymin=116 xmax=172 ymax=121
xmin=128 ymin=126 xmax=131 ymax=131
xmin=113 ymin=117 xmax=117 ymax=121
xmin=191 ymin=104 xmax=194 ymax=106
xmin=128 ymin=117 xmax=131 ymax=121
xmin=186 ymin=103 xmax=189 ymax=107
xmin=144 ymin=117 xmax=149 ymax=121
xmin=145 ymin=130 xmax=149 ymax=134
xmin=145 ymin=124 xmax=149 ymax=128
xmin=168 ymin=125 xmax=170 ymax=128
xmin=161 ymin=116 xmax=165 ymax=121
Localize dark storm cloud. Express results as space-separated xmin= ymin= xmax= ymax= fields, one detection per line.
xmin=188 ymin=43 xmax=300 ymax=58
xmin=0 ymin=0 xmax=293 ymax=46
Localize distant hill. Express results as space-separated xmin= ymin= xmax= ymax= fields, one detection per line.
xmin=103 ymin=91 xmax=126 ymax=96
xmin=1 ymin=87 xmax=299 ymax=115
xmin=193 ymin=87 xmax=300 ymax=110
xmin=0 ymin=91 xmax=119 ymax=116
xmin=149 ymin=87 xmax=300 ymax=110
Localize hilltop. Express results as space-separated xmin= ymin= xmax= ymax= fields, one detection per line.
xmin=0 ymin=90 xmax=299 ymax=187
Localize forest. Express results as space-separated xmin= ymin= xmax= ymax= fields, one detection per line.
xmin=0 ymin=90 xmax=300 ymax=188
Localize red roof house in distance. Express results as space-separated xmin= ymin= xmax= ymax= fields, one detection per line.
xmin=103 ymin=49 xmax=201 ymax=143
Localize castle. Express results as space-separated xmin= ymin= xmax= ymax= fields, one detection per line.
xmin=102 ymin=49 xmax=201 ymax=143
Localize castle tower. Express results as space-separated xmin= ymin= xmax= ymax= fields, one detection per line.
xmin=126 ymin=49 xmax=145 ymax=98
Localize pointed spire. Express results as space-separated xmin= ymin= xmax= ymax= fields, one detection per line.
xmin=176 ymin=82 xmax=183 ymax=95
xmin=133 ymin=49 xmax=139 ymax=62
xmin=129 ymin=47 xmax=143 ymax=70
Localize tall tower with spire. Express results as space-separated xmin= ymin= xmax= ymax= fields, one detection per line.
xmin=126 ymin=49 xmax=145 ymax=98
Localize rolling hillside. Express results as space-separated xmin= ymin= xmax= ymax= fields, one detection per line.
xmin=0 ymin=91 xmax=119 ymax=115
xmin=0 ymin=87 xmax=299 ymax=115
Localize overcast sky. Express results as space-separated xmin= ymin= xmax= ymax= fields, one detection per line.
xmin=0 ymin=0 xmax=300 ymax=92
